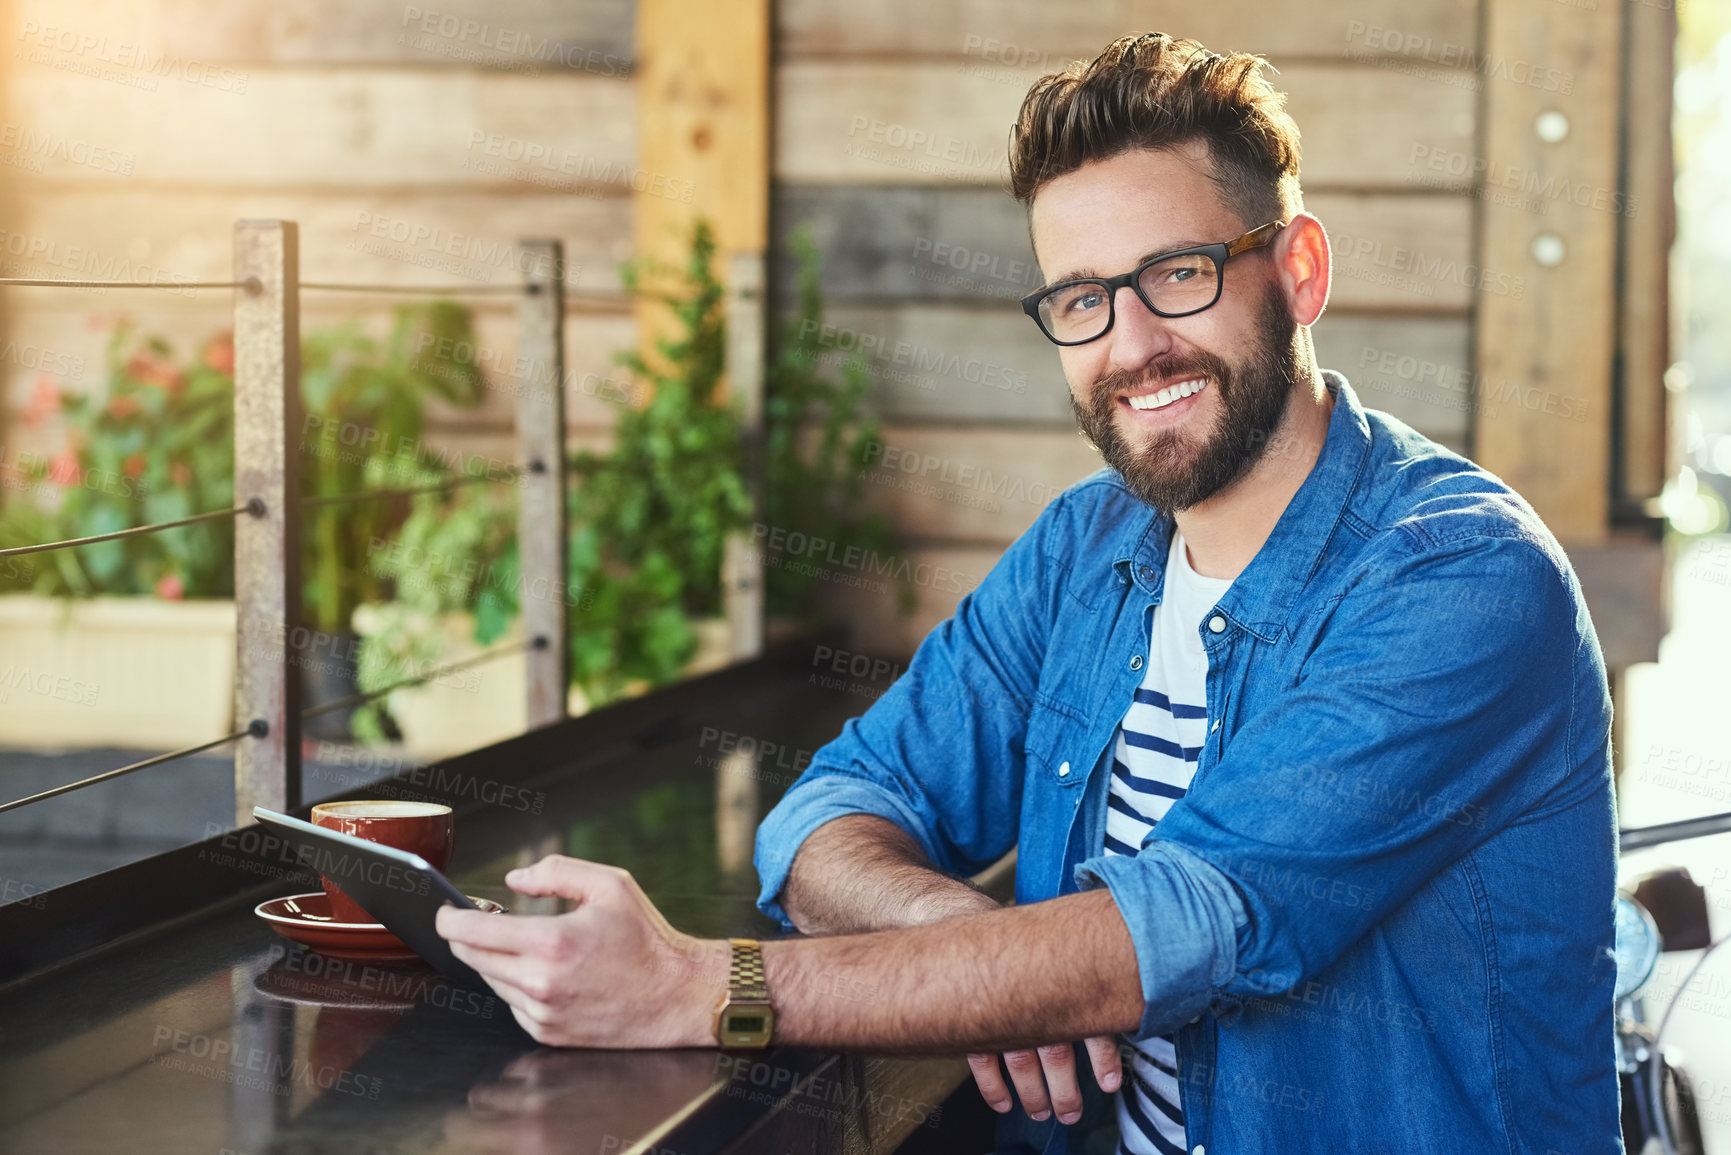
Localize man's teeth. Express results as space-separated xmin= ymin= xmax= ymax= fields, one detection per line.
xmin=1126 ymin=377 xmax=1207 ymax=411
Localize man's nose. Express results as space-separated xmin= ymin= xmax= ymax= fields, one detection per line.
xmin=1105 ymin=284 xmax=1176 ymax=373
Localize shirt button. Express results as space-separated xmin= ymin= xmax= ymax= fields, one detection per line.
xmin=1207 ymin=615 xmax=1226 ymax=633
xmin=1211 ymin=719 xmax=1220 ymax=732
xmin=1129 ymin=654 xmax=1143 ymax=671
xmin=1140 ymin=565 xmax=1154 ymax=578
xmin=1058 ymin=761 xmax=1071 ymax=778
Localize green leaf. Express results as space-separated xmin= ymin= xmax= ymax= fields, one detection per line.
xmin=79 ymin=504 xmax=130 ymax=584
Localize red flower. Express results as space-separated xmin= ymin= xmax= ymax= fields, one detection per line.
xmin=123 ymin=453 xmax=146 ymax=478
xmin=107 ymin=394 xmax=141 ymax=419
xmin=155 ymin=573 xmax=184 ymax=601
xmin=46 ymin=450 xmax=81 ymax=487
xmin=126 ymin=354 xmax=184 ymax=395
xmin=203 ymin=334 xmax=234 ymax=376
xmin=22 ymin=376 xmax=59 ymax=426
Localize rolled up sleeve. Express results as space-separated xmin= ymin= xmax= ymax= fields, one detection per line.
xmin=1074 ymin=840 xmax=1248 ymax=1040
xmin=754 ymin=753 xmax=960 ymax=931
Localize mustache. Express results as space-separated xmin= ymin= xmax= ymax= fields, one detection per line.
xmin=1091 ymin=352 xmax=1233 ymax=402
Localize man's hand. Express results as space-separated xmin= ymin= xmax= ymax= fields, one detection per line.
xmin=967 ymin=1037 xmax=1121 ymax=1124
xmin=435 ymin=855 xmax=725 ymax=1048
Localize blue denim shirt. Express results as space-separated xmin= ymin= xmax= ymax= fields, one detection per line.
xmin=755 ymin=373 xmax=1621 ymax=1154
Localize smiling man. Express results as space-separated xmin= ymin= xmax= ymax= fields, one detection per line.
xmin=438 ymin=33 xmax=1622 ymax=1154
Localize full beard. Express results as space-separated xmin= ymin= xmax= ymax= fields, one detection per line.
xmin=1072 ymin=286 xmax=1306 ymax=514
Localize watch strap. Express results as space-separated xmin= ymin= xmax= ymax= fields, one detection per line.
xmin=727 ymin=937 xmax=768 ymax=1000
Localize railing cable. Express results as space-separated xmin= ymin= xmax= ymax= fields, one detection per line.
xmin=0 ymin=500 xmax=262 ymax=559
xmin=0 ymin=722 xmax=267 ymax=816
xmin=0 ymin=277 xmax=256 ymax=291
xmin=300 ymin=636 xmax=544 ymax=721
xmin=299 ymin=281 xmax=528 ymax=296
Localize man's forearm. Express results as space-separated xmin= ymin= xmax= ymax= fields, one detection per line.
xmin=780 ymin=814 xmax=999 ymax=936
xmin=760 ymin=887 xmax=1144 ymax=1052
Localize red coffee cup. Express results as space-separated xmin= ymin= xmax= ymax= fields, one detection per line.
xmin=310 ymin=800 xmax=454 ymax=925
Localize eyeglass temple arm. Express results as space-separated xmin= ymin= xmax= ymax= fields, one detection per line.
xmin=1227 ymin=221 xmax=1286 ymax=256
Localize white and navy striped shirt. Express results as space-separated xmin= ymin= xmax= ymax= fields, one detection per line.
xmin=1108 ymin=531 xmax=1233 ymax=1155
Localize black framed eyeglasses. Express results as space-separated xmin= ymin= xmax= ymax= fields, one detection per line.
xmin=1020 ymin=221 xmax=1286 ymax=346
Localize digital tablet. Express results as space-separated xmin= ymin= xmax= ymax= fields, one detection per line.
xmin=252 ymin=806 xmax=491 ymax=987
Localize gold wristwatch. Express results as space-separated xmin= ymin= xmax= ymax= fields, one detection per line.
xmin=713 ymin=937 xmax=776 ymax=1048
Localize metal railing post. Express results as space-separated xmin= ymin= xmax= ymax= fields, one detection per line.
xmin=722 ymin=252 xmax=765 ymax=660
xmin=516 ymin=239 xmax=569 ymax=727
xmin=233 ymin=220 xmax=303 ymax=823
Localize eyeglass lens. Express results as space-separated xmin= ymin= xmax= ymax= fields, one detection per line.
xmin=1036 ymin=252 xmax=1221 ymax=342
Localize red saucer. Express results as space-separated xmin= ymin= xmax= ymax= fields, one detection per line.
xmin=254 ymin=891 xmax=505 ymax=961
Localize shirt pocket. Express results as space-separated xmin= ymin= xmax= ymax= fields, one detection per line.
xmin=1027 ymin=696 xmax=1090 ymax=790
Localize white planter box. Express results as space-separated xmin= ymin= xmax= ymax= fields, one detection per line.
xmin=374 ymin=614 xmax=533 ymax=761
xmin=0 ymin=596 xmax=744 ymax=758
xmin=379 ymin=614 xmax=737 ymax=760
xmin=0 ymin=595 xmax=236 ymax=749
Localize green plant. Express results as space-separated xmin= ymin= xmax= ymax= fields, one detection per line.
xmin=0 ymin=325 xmax=237 ymax=599
xmin=0 ymin=305 xmax=487 ymax=627
xmin=356 ymin=218 xmax=913 ymax=724
xmin=762 ymin=224 xmax=908 ymax=618
xmin=564 ymin=219 xmax=753 ymax=700
xmin=348 ymin=473 xmax=521 ymax=741
xmin=358 ymin=220 xmax=755 ymax=711
xmin=298 ymin=302 xmax=486 ymax=633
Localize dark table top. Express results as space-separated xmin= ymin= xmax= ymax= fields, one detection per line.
xmin=0 ymin=658 xmax=980 ymax=1155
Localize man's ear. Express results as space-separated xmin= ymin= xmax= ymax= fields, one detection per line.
xmin=1274 ymin=213 xmax=1330 ymax=327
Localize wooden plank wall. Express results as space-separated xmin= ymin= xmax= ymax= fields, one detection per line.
xmin=633 ymin=0 xmax=769 ymax=343
xmin=773 ymin=0 xmax=1487 ymax=654
xmin=0 ymin=0 xmax=640 ymax=483
xmin=0 ymin=0 xmax=1652 ymax=673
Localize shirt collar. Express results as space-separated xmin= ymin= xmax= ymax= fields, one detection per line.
xmin=1110 ymin=371 xmax=1372 ymax=643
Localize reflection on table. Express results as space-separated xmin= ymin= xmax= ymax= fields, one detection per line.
xmin=0 ymin=665 xmax=983 ymax=1155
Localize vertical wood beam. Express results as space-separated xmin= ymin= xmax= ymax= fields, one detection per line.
xmin=517 ymin=239 xmax=569 ymax=729
xmin=1616 ymin=0 xmax=1675 ymax=509
xmin=633 ymin=0 xmax=770 ymax=354
xmin=636 ymin=0 xmax=772 ymax=658
xmin=1473 ymin=0 xmax=1623 ymax=543
xmin=233 ymin=219 xmax=302 ymax=824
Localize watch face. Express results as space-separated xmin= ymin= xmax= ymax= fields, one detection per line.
xmin=719 ymin=1004 xmax=776 ymax=1047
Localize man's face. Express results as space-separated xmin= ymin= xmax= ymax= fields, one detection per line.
xmin=1029 ymin=145 xmax=1303 ymax=513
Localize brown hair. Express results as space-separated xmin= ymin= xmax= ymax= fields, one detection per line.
xmin=1008 ymin=33 xmax=1303 ymax=226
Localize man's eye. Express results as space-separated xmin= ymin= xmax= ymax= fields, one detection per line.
xmin=1059 ymin=289 xmax=1105 ymax=315
xmin=1148 ymin=265 xmax=1196 ymax=286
